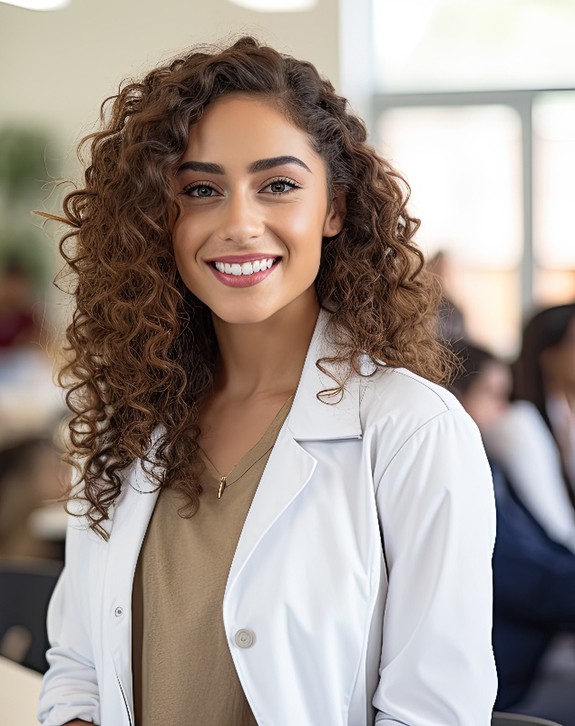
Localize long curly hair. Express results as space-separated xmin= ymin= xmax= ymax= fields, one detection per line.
xmin=54 ymin=36 xmax=450 ymax=535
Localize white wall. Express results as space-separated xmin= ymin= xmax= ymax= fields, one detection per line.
xmin=0 ymin=0 xmax=340 ymax=176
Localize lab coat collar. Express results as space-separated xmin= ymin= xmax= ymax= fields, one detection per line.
xmin=224 ymin=311 xmax=365 ymax=594
xmin=286 ymin=307 xmax=364 ymax=442
xmin=127 ymin=308 xmax=365 ymax=498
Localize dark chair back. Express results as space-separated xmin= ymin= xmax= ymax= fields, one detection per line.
xmin=0 ymin=558 xmax=62 ymax=673
xmin=492 ymin=712 xmax=563 ymax=726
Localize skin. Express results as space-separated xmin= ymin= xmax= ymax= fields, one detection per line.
xmin=461 ymin=360 xmax=511 ymax=433
xmin=172 ymin=93 xmax=345 ymax=474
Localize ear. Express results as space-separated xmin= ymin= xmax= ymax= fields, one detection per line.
xmin=323 ymin=191 xmax=346 ymax=238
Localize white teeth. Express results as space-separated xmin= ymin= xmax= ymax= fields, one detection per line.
xmin=213 ymin=257 xmax=276 ymax=276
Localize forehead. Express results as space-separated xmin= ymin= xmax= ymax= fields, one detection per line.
xmin=183 ymin=93 xmax=317 ymax=162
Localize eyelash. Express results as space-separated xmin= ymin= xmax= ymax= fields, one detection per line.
xmin=181 ymin=176 xmax=301 ymax=198
xmin=181 ymin=182 xmax=219 ymax=198
xmin=262 ymin=177 xmax=300 ymax=194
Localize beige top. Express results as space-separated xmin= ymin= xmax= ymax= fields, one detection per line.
xmin=132 ymin=398 xmax=292 ymax=726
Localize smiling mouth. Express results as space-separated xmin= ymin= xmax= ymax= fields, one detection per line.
xmin=210 ymin=257 xmax=279 ymax=277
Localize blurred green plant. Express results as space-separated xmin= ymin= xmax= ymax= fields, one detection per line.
xmin=0 ymin=127 xmax=52 ymax=203
xmin=0 ymin=125 xmax=60 ymax=296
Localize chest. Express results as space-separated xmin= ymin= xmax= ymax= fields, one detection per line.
xmin=198 ymin=393 xmax=293 ymax=474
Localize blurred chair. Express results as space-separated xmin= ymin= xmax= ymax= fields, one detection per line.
xmin=492 ymin=713 xmax=563 ymax=726
xmin=0 ymin=557 xmax=61 ymax=673
xmin=0 ymin=655 xmax=42 ymax=725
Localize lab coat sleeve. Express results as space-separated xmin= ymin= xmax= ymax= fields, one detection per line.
xmin=372 ymin=408 xmax=497 ymax=725
xmin=38 ymin=520 xmax=100 ymax=726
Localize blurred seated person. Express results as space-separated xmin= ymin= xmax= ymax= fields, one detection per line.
xmin=484 ymin=303 xmax=575 ymax=555
xmin=428 ymin=250 xmax=466 ymax=343
xmin=0 ymin=260 xmax=40 ymax=350
xmin=0 ymin=435 xmax=67 ymax=562
xmin=452 ymin=340 xmax=575 ymax=710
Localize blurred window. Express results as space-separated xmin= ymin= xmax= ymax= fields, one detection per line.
xmin=533 ymin=92 xmax=575 ymax=305
xmin=362 ymin=0 xmax=575 ymax=355
xmin=377 ymin=105 xmax=522 ymax=354
xmin=374 ymin=0 xmax=575 ymax=93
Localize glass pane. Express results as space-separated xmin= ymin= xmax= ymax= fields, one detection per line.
xmin=533 ymin=92 xmax=575 ymax=306
xmin=374 ymin=0 xmax=575 ymax=92
xmin=377 ymin=104 xmax=523 ymax=354
xmin=533 ymin=92 xmax=575 ymax=267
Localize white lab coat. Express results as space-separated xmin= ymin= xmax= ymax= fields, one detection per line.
xmin=38 ymin=310 xmax=497 ymax=726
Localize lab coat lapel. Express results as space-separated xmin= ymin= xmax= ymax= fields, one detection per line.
xmin=106 ymin=459 xmax=159 ymax=721
xmin=226 ymin=431 xmax=317 ymax=591
xmin=226 ymin=308 xmax=363 ymax=592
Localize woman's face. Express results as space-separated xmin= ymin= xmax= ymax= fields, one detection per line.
xmin=462 ymin=361 xmax=511 ymax=433
xmin=172 ymin=93 xmax=344 ymax=326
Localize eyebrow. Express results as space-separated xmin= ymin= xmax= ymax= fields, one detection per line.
xmin=176 ymin=155 xmax=312 ymax=175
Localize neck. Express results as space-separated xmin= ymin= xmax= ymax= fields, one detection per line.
xmin=212 ymin=297 xmax=320 ymax=399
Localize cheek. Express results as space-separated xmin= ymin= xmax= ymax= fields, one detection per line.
xmin=279 ymin=209 xmax=326 ymax=263
xmin=172 ymin=221 xmax=201 ymax=272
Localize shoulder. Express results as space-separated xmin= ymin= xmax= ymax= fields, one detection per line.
xmin=483 ymin=399 xmax=555 ymax=462
xmin=485 ymin=400 xmax=549 ymax=443
xmin=355 ymin=366 xmax=483 ymax=473
xmin=359 ymin=365 xmax=464 ymax=430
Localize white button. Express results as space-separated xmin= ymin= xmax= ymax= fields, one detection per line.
xmin=234 ymin=629 xmax=255 ymax=648
xmin=114 ymin=607 xmax=124 ymax=618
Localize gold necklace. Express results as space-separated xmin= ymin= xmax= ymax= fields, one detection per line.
xmin=203 ymin=441 xmax=275 ymax=499
xmin=205 ymin=394 xmax=294 ymax=499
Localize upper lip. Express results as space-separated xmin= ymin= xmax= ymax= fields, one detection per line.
xmin=205 ymin=254 xmax=280 ymax=263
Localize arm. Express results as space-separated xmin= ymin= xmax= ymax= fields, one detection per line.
xmin=38 ymin=521 xmax=101 ymax=726
xmin=373 ymin=408 xmax=497 ymax=724
xmin=484 ymin=401 xmax=575 ymax=554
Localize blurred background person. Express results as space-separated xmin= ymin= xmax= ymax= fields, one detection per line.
xmin=0 ymin=259 xmax=40 ymax=351
xmin=485 ymin=303 xmax=575 ymax=556
xmin=452 ymin=339 xmax=575 ymax=721
xmin=0 ymin=430 xmax=68 ymax=675
xmin=0 ymin=434 xmax=67 ymax=562
xmin=428 ymin=249 xmax=466 ymax=344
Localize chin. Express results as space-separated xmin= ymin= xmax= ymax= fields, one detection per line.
xmin=212 ymin=306 xmax=278 ymax=326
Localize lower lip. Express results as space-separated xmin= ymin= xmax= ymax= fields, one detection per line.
xmin=208 ymin=261 xmax=280 ymax=288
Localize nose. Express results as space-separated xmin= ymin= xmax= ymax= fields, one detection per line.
xmin=217 ymin=191 xmax=265 ymax=244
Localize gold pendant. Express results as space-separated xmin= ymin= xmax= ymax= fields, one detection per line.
xmin=217 ymin=476 xmax=227 ymax=499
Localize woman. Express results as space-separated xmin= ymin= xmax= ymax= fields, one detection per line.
xmin=452 ymin=340 xmax=575 ymax=710
xmin=484 ymin=304 xmax=575 ymax=555
xmin=38 ymin=37 xmax=496 ymax=725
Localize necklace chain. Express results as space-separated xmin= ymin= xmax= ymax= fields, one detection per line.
xmin=207 ymin=394 xmax=294 ymax=499
xmin=215 ymin=443 xmax=274 ymax=499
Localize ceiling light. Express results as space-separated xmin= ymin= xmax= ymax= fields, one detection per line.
xmin=0 ymin=0 xmax=70 ymax=10
xmin=227 ymin=0 xmax=316 ymax=11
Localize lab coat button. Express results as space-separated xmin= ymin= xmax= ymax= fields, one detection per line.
xmin=234 ymin=629 xmax=255 ymax=648
xmin=114 ymin=607 xmax=124 ymax=618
